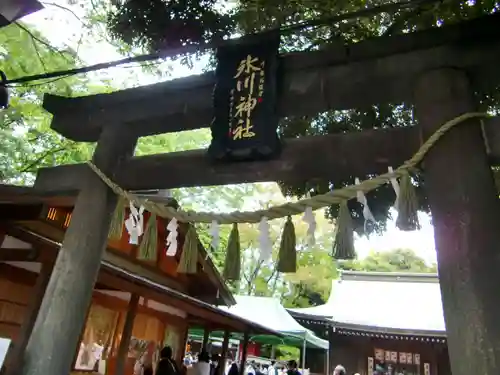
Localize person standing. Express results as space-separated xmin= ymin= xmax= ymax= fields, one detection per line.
xmin=193 ymin=351 xmax=211 ymax=375
xmin=211 ymin=354 xmax=222 ymax=375
xmin=228 ymin=363 xmax=239 ymax=375
xmin=156 ymin=346 xmax=180 ymax=375
xmin=268 ymin=361 xmax=277 ymax=375
xmin=333 ymin=365 xmax=346 ymax=375
xmin=245 ymin=361 xmax=255 ymax=375
xmin=286 ymin=360 xmax=301 ymax=375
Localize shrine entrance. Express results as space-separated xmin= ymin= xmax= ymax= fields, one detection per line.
xmin=15 ymin=10 xmax=500 ymax=375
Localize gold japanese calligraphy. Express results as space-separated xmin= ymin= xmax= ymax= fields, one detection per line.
xmin=231 ymin=54 xmax=265 ymax=141
xmin=234 ymin=55 xmax=262 ymax=79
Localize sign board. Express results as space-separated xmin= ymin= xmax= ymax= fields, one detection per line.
xmin=390 ymin=352 xmax=397 ymax=362
xmin=209 ymin=32 xmax=281 ymax=161
xmin=406 ymin=353 xmax=413 ymax=364
xmin=399 ymin=352 xmax=406 ymax=364
xmin=414 ymin=354 xmax=421 ymax=365
xmin=367 ymin=357 xmax=374 ymax=375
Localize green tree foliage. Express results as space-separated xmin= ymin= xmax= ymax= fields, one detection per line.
xmin=340 ymin=248 xmax=437 ymax=273
xmin=282 ymin=248 xmax=436 ymax=308
xmin=0 ymin=23 xmax=95 ymax=183
xmin=106 ymin=0 xmax=234 ymax=52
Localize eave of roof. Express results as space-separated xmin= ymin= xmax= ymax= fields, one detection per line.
xmin=333 ymin=326 xmax=447 ymax=343
xmin=0 ymin=184 xmax=235 ymax=306
xmin=331 ymin=321 xmax=447 ymax=338
xmin=340 ymin=270 xmax=439 ymax=283
xmin=103 ymin=261 xmax=283 ymax=336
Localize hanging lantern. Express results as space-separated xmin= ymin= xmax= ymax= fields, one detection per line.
xmin=0 ymin=71 xmax=8 ymax=109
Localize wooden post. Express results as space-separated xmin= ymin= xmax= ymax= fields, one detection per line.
xmin=114 ymin=294 xmax=140 ymax=375
xmin=21 ymin=125 xmax=138 ymax=375
xmin=4 ymin=262 xmax=53 ymax=375
xmin=220 ymin=330 xmax=230 ymax=375
xmin=177 ymin=325 xmax=189 ymax=365
xmin=202 ymin=328 xmax=210 ymax=352
xmin=414 ymin=68 xmax=500 ymax=375
xmin=240 ymin=332 xmax=249 ymax=375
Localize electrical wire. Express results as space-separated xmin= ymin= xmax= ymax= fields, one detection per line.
xmin=4 ymin=0 xmax=442 ymax=86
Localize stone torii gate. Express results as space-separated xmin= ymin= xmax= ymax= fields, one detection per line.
xmin=20 ymin=12 xmax=500 ymax=375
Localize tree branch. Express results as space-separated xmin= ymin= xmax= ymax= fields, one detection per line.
xmin=14 ymin=22 xmax=73 ymax=63
xmin=18 ymin=146 xmax=67 ymax=173
xmin=265 ymin=266 xmax=278 ymax=283
xmin=41 ymin=2 xmax=86 ymax=25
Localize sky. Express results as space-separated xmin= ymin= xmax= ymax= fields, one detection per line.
xmin=19 ymin=1 xmax=437 ymax=264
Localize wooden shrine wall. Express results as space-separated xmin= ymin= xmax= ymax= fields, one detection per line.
xmin=0 ymin=264 xmax=37 ymax=341
xmin=295 ymin=319 xmax=329 ymax=374
xmin=305 ymin=348 xmax=327 ymax=375
xmin=72 ymin=291 xmax=188 ymax=375
xmin=329 ymin=334 xmax=450 ymax=375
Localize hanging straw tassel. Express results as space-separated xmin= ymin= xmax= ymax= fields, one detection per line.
xmin=178 ymin=225 xmax=199 ymax=274
xmin=395 ymin=171 xmax=421 ymax=231
xmin=137 ymin=213 xmax=158 ymax=260
xmin=332 ymin=201 xmax=356 ymax=260
xmin=277 ymin=216 xmax=297 ymax=273
xmin=223 ymin=223 xmax=241 ymax=281
xmin=108 ymin=196 xmax=126 ymax=240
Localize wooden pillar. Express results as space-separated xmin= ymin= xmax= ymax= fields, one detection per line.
xmin=220 ymin=330 xmax=230 ymax=375
xmin=414 ymin=68 xmax=500 ymax=375
xmin=4 ymin=261 xmax=53 ymax=375
xmin=114 ymin=294 xmax=140 ymax=375
xmin=202 ymin=328 xmax=210 ymax=352
xmin=21 ymin=125 xmax=138 ymax=375
xmin=328 ymin=326 xmax=334 ymax=375
xmin=240 ymin=332 xmax=249 ymax=375
xmin=177 ymin=325 xmax=189 ymax=364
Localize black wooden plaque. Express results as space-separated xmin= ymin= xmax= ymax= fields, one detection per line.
xmin=208 ymin=31 xmax=281 ymax=161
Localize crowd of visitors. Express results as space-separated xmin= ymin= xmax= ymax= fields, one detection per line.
xmin=182 ymin=352 xmax=304 ymax=375
xmin=332 ymin=358 xmax=410 ymax=375
xmin=137 ymin=344 xmax=307 ymax=375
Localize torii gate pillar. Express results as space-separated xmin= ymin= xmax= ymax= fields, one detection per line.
xmin=20 ymin=124 xmax=138 ymax=375
xmin=415 ymin=68 xmax=500 ymax=374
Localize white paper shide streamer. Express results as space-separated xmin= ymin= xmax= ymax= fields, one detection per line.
xmin=166 ymin=217 xmax=178 ymax=256
xmin=388 ymin=166 xmax=400 ymax=209
xmin=125 ymin=202 xmax=144 ymax=245
xmin=302 ymin=206 xmax=316 ymax=247
xmin=258 ymin=217 xmax=272 ymax=262
xmin=209 ymin=220 xmax=220 ymax=255
xmin=355 ymin=177 xmax=376 ymax=230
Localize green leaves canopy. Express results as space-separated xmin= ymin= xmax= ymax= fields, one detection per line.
xmin=0 ymin=23 xmax=95 ymax=184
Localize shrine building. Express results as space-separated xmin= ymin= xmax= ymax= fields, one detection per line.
xmin=289 ymin=271 xmax=448 ymax=375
